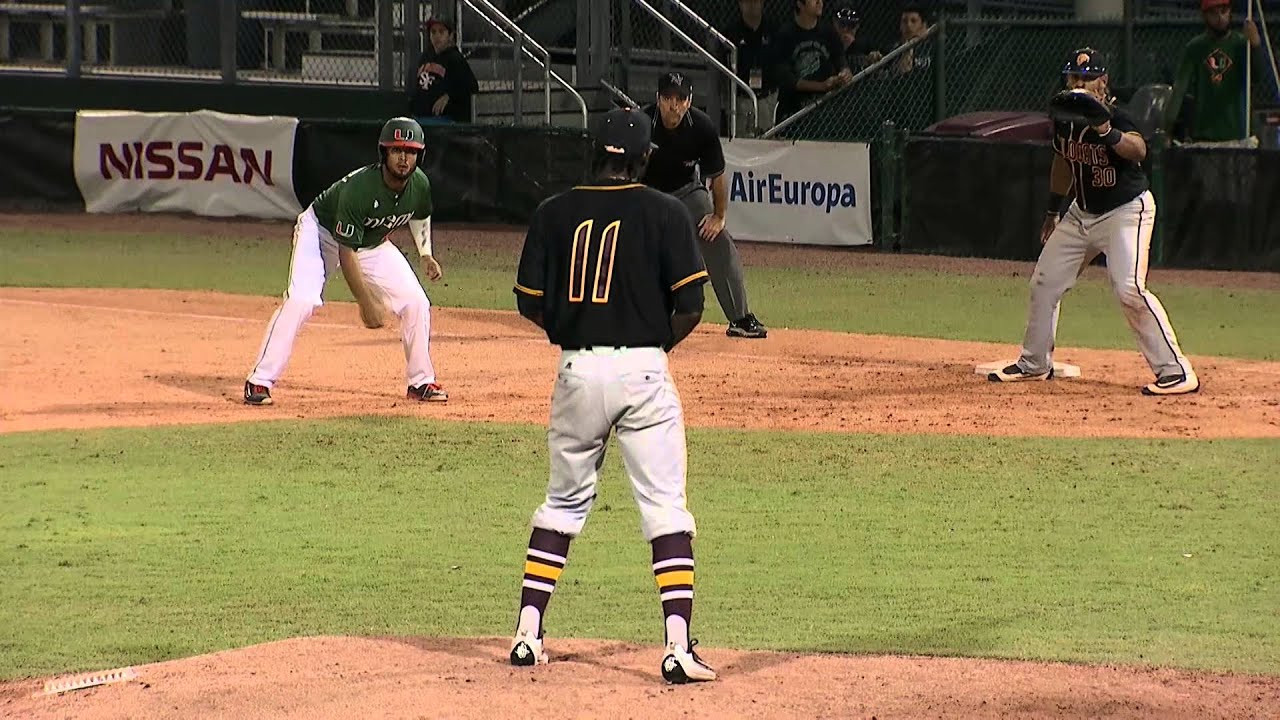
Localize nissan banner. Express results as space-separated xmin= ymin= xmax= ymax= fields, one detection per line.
xmin=73 ymin=109 xmax=302 ymax=220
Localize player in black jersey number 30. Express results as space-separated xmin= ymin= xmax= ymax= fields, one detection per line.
xmin=989 ymin=48 xmax=1199 ymax=396
xmin=507 ymin=108 xmax=717 ymax=684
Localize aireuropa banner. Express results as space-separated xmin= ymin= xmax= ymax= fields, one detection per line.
xmin=73 ymin=109 xmax=302 ymax=220
xmin=721 ymin=138 xmax=872 ymax=246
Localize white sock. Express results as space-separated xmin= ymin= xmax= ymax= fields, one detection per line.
xmin=665 ymin=616 xmax=689 ymax=650
xmin=517 ymin=606 xmax=542 ymax=638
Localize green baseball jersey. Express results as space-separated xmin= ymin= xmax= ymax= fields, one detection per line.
xmin=1168 ymin=31 xmax=1253 ymax=142
xmin=311 ymin=164 xmax=433 ymax=249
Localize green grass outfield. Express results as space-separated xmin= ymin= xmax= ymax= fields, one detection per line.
xmin=2 ymin=420 xmax=1277 ymax=679
xmin=1 ymin=225 xmax=1278 ymax=680
xmin=2 ymin=229 xmax=1278 ymax=360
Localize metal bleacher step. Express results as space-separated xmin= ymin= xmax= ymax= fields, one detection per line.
xmin=474 ymin=85 xmax=608 ymax=128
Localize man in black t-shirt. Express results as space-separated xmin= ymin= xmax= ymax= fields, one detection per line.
xmin=641 ymin=72 xmax=767 ymax=338
xmin=891 ymin=4 xmax=933 ymax=76
xmin=834 ymin=8 xmax=881 ymax=73
xmin=508 ymin=107 xmax=717 ymax=685
xmin=725 ymin=0 xmax=775 ymax=97
xmin=408 ymin=18 xmax=479 ymax=123
xmin=770 ymin=0 xmax=851 ymax=122
xmin=989 ymin=48 xmax=1199 ymax=397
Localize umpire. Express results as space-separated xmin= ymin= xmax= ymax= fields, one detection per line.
xmin=641 ymin=72 xmax=767 ymax=339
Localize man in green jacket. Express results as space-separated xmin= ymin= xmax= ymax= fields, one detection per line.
xmin=1165 ymin=0 xmax=1263 ymax=147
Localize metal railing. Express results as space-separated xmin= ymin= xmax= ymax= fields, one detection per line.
xmin=656 ymin=0 xmax=744 ymax=135
xmin=628 ymin=0 xmax=758 ymax=138
xmin=600 ymin=78 xmax=638 ymax=108
xmin=763 ymin=26 xmax=940 ymax=140
xmin=457 ymin=0 xmax=588 ymax=127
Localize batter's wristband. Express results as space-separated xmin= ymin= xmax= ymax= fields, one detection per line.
xmin=1047 ymin=192 xmax=1067 ymax=216
xmin=1100 ymin=127 xmax=1122 ymax=146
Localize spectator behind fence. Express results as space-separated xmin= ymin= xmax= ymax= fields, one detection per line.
xmin=891 ymin=4 xmax=932 ymax=76
xmin=409 ymin=18 xmax=479 ymax=124
xmin=727 ymin=0 xmax=776 ymax=97
xmin=834 ymin=7 xmax=882 ymax=74
xmin=770 ymin=0 xmax=852 ymax=122
xmin=1164 ymin=0 xmax=1263 ymax=147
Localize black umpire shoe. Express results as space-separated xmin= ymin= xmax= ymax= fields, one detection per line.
xmin=727 ymin=313 xmax=767 ymax=339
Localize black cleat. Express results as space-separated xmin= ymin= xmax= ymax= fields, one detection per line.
xmin=244 ymin=381 xmax=272 ymax=405
xmin=661 ymin=639 xmax=717 ymax=684
xmin=727 ymin=313 xmax=767 ymax=339
xmin=987 ymin=364 xmax=1052 ymax=382
xmin=407 ymin=383 xmax=449 ymax=402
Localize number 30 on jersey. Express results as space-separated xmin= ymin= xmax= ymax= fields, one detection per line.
xmin=569 ymin=219 xmax=621 ymax=304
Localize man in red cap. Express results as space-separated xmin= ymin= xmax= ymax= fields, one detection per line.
xmin=409 ymin=17 xmax=479 ymax=124
xmin=1165 ymin=0 xmax=1263 ymax=146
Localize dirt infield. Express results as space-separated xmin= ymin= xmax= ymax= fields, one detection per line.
xmin=2 ymin=213 xmax=1279 ymax=718
xmin=3 ymin=637 xmax=1278 ymax=720
xmin=2 ymin=287 xmax=1279 ymax=438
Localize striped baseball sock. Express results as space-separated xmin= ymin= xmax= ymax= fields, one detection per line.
xmin=515 ymin=528 xmax=571 ymax=639
xmin=651 ymin=532 xmax=695 ymax=649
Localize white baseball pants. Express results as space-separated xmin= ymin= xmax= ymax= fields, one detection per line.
xmin=247 ymin=207 xmax=437 ymax=390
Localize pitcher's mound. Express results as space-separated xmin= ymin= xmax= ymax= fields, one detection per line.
xmin=2 ymin=636 xmax=1277 ymax=719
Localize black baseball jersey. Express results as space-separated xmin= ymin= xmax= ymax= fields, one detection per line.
xmin=639 ymin=105 xmax=726 ymax=193
xmin=1054 ymin=109 xmax=1149 ymax=214
xmin=514 ymin=181 xmax=709 ymax=349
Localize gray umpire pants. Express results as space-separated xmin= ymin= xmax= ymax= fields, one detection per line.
xmin=670 ymin=182 xmax=751 ymax=323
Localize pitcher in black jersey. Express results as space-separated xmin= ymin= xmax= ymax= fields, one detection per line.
xmin=990 ymin=48 xmax=1199 ymax=396
xmin=508 ymin=107 xmax=717 ymax=684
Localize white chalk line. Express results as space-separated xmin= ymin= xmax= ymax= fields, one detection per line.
xmin=0 ymin=297 xmax=352 ymax=329
xmin=0 ymin=297 xmax=548 ymax=343
xmin=0 ymin=298 xmax=786 ymax=360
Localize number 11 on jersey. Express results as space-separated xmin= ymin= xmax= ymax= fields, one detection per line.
xmin=570 ymin=219 xmax=621 ymax=304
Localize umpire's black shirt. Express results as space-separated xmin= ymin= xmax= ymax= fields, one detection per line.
xmin=640 ymin=105 xmax=726 ymax=193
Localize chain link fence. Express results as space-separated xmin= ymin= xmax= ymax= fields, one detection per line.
xmin=237 ymin=0 xmax=398 ymax=85
xmin=0 ymin=0 xmax=190 ymax=76
xmin=0 ymin=0 xmax=415 ymax=86
xmin=766 ymin=27 xmax=940 ymax=142
xmin=771 ymin=9 xmax=1280 ymax=143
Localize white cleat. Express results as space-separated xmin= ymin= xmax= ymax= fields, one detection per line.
xmin=509 ymin=630 xmax=548 ymax=667
xmin=1142 ymin=373 xmax=1200 ymax=396
xmin=661 ymin=640 xmax=716 ymax=684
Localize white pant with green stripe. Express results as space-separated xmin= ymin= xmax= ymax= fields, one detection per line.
xmin=247 ymin=206 xmax=437 ymax=390
xmin=1017 ymin=191 xmax=1194 ymax=381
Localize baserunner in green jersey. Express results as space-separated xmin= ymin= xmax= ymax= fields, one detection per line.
xmin=244 ymin=117 xmax=449 ymax=406
xmin=1165 ymin=0 xmax=1263 ymax=146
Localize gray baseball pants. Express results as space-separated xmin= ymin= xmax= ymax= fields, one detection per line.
xmin=670 ymin=182 xmax=751 ymax=323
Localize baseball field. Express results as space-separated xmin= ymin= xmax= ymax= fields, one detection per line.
xmin=1 ymin=211 xmax=1278 ymax=718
